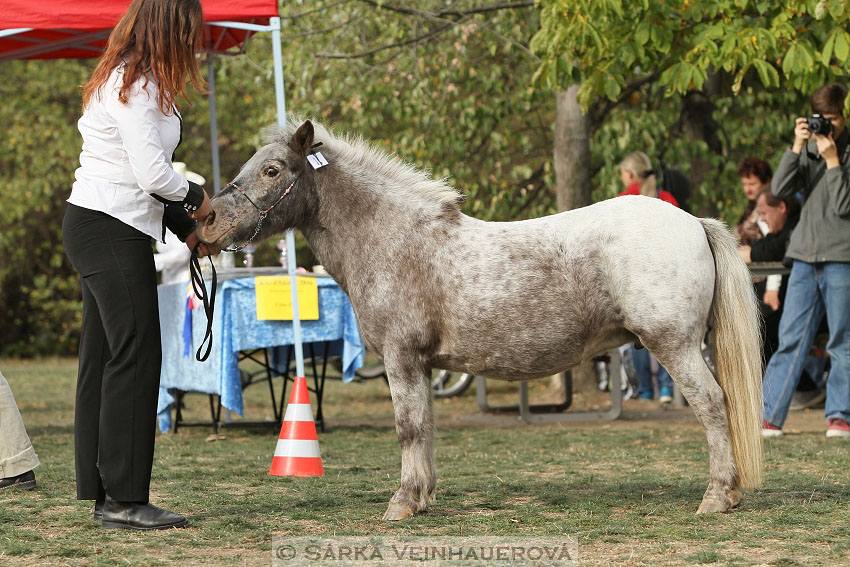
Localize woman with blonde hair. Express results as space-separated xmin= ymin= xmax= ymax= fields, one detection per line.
xmin=617 ymin=151 xmax=679 ymax=402
xmin=62 ymin=0 xmax=216 ymax=530
xmin=618 ymin=151 xmax=680 ymax=206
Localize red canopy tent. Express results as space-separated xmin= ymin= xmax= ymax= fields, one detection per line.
xmin=0 ymin=0 xmax=279 ymax=60
xmin=0 ymin=0 xmax=310 ymax=378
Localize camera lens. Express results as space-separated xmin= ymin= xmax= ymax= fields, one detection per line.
xmin=807 ymin=114 xmax=832 ymax=135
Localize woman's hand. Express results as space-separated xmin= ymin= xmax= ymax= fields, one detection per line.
xmin=188 ymin=191 xmax=213 ymax=221
xmin=738 ymin=245 xmax=752 ymax=264
xmin=184 ymin=232 xmax=220 ymax=258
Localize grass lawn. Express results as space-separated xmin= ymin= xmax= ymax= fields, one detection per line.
xmin=1 ymin=357 xmax=848 ymax=566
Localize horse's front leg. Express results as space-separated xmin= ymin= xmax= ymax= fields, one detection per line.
xmin=382 ymin=353 xmax=436 ymax=521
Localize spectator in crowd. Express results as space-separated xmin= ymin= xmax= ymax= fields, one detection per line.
xmin=0 ymin=369 xmax=40 ymax=490
xmin=618 ymin=151 xmax=679 ymax=206
xmin=734 ymin=158 xmax=773 ymax=246
xmin=618 ymin=151 xmax=676 ymax=403
xmin=761 ymin=82 xmax=850 ymax=439
xmin=738 ymin=188 xmax=801 ymax=362
xmin=62 ymin=0 xmax=216 ymax=530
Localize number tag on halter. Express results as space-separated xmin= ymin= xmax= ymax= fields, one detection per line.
xmin=307 ymin=152 xmax=329 ymax=169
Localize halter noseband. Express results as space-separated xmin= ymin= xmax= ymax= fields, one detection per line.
xmin=221 ymin=170 xmax=303 ymax=253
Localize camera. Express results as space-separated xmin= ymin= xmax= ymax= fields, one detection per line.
xmin=806 ymin=114 xmax=833 ymax=135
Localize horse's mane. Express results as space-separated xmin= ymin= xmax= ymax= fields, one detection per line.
xmin=267 ymin=117 xmax=462 ymax=210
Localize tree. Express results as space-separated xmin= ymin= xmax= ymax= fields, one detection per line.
xmin=553 ymin=86 xmax=591 ymax=212
xmin=530 ymin=0 xmax=847 ymax=219
xmin=532 ymin=0 xmax=850 ymax=108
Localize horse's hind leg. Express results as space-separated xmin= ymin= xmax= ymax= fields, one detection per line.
xmin=382 ymin=353 xmax=436 ymax=520
xmin=653 ymin=344 xmax=741 ymax=513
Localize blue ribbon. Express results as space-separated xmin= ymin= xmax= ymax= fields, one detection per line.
xmin=182 ymin=296 xmax=192 ymax=357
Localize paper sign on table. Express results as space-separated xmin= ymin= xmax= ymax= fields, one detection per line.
xmin=255 ymin=276 xmax=319 ymax=320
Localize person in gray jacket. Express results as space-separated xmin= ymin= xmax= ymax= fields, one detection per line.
xmin=762 ymin=83 xmax=850 ymax=439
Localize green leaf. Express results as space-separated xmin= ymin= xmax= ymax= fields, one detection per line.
xmin=782 ymin=43 xmax=798 ymax=75
xmin=835 ymin=31 xmax=850 ymax=62
xmin=604 ymin=74 xmax=621 ymax=100
xmin=635 ymin=21 xmax=650 ymax=46
xmin=821 ymin=32 xmax=836 ymax=66
xmin=829 ymin=0 xmax=846 ymax=19
xmin=752 ymin=59 xmax=779 ymax=87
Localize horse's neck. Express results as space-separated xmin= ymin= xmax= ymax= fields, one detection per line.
xmin=301 ymin=175 xmax=440 ymax=293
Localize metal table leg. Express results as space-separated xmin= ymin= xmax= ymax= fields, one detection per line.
xmin=519 ymin=350 xmax=622 ymax=423
xmin=475 ymin=351 xmax=623 ymax=423
xmin=476 ymin=373 xmax=571 ymax=413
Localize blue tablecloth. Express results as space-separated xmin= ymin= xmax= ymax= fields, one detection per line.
xmin=156 ymin=275 xmax=365 ymax=431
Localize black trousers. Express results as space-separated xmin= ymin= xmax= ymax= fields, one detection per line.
xmin=62 ymin=204 xmax=162 ymax=502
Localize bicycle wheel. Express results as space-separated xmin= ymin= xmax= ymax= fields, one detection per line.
xmin=431 ymin=369 xmax=475 ymax=398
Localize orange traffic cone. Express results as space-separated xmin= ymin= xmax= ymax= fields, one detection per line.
xmin=269 ymin=376 xmax=324 ymax=476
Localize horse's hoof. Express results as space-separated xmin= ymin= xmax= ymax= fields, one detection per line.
xmin=383 ymin=502 xmax=415 ymax=521
xmin=696 ymin=497 xmax=731 ymax=514
xmin=727 ymin=489 xmax=742 ymax=508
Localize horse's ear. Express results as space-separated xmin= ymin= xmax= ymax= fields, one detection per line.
xmin=290 ymin=120 xmax=314 ymax=157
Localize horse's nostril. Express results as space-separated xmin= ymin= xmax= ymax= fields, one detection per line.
xmin=206 ymin=210 xmax=216 ymax=225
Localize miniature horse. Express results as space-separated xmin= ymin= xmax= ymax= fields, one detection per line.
xmin=197 ymin=119 xmax=763 ymax=520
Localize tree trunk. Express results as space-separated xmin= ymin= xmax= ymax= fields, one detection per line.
xmin=554 ymin=86 xmax=592 ymax=212
xmin=552 ymin=86 xmax=596 ymax=396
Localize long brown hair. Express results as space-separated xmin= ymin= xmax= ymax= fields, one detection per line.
xmin=81 ymin=0 xmax=205 ymax=114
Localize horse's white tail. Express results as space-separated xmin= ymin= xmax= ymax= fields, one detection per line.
xmin=700 ymin=219 xmax=764 ymax=490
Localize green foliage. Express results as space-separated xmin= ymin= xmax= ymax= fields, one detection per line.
xmin=0 ymin=60 xmax=94 ymax=356
xmin=273 ymin=0 xmax=557 ymax=221
xmin=533 ymin=0 xmax=850 ymax=109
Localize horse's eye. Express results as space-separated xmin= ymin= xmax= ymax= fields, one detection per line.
xmin=265 ymin=166 xmax=279 ymax=177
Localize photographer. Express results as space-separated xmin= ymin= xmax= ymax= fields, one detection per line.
xmin=761 ymin=83 xmax=850 ymax=438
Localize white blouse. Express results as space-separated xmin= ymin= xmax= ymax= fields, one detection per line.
xmin=69 ymin=65 xmax=191 ymax=241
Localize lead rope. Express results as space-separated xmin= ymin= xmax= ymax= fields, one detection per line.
xmin=189 ymin=244 xmax=216 ymax=362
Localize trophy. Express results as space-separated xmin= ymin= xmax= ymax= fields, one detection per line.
xmin=242 ymin=244 xmax=256 ymax=269
xmin=276 ymin=239 xmax=289 ymax=273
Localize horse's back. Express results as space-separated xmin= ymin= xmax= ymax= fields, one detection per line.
xmin=429 ymin=196 xmax=716 ymax=377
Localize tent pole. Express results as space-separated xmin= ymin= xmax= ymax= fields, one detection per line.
xmin=270 ymin=16 xmax=305 ymax=379
xmin=208 ymin=54 xmax=222 ymax=196
xmin=207 ymin=53 xmax=233 ymax=268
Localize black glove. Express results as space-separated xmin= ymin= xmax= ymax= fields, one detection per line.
xmin=163 ymin=203 xmax=197 ymax=242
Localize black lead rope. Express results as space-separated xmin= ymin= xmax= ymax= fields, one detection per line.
xmin=189 ymin=244 xmax=217 ymax=362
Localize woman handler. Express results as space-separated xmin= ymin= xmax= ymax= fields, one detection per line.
xmin=62 ymin=0 xmax=216 ymax=530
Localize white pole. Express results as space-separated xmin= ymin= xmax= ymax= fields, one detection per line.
xmin=270 ymin=16 xmax=306 ymax=378
xmin=208 ymin=55 xmax=222 ymax=195
xmin=207 ymin=54 xmax=234 ymax=268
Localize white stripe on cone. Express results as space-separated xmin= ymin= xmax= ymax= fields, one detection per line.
xmin=282 ymin=403 xmax=315 ymax=422
xmin=274 ymin=438 xmax=321 ymax=459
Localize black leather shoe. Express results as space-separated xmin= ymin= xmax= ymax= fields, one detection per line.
xmin=93 ymin=499 xmax=104 ymax=521
xmin=101 ymin=496 xmax=188 ymax=530
xmin=0 ymin=470 xmax=36 ymax=490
